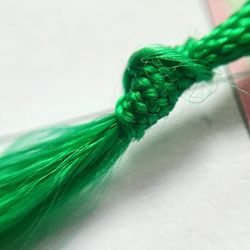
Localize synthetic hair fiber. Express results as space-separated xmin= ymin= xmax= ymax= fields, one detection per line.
xmin=0 ymin=1 xmax=250 ymax=248
xmin=0 ymin=115 xmax=131 ymax=248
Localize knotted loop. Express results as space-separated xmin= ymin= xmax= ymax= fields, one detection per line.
xmin=116 ymin=43 xmax=213 ymax=140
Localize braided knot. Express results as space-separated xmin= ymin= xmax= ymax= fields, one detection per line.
xmin=116 ymin=41 xmax=213 ymax=140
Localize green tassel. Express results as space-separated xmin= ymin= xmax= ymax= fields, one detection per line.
xmin=0 ymin=1 xmax=250 ymax=248
xmin=0 ymin=115 xmax=131 ymax=247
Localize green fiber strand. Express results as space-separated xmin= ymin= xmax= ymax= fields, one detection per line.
xmin=0 ymin=115 xmax=130 ymax=248
xmin=118 ymin=1 xmax=250 ymax=139
xmin=0 ymin=1 xmax=250 ymax=248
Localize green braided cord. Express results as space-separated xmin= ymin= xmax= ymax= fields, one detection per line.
xmin=116 ymin=1 xmax=250 ymax=139
xmin=0 ymin=2 xmax=250 ymax=248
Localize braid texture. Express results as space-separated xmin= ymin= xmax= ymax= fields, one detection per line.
xmin=115 ymin=47 xmax=213 ymax=139
xmin=189 ymin=1 xmax=250 ymax=67
xmin=116 ymin=1 xmax=250 ymax=139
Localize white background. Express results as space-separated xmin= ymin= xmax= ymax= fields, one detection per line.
xmin=0 ymin=0 xmax=250 ymax=249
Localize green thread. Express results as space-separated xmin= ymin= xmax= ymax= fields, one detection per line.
xmin=115 ymin=45 xmax=213 ymax=139
xmin=116 ymin=1 xmax=250 ymax=139
xmin=0 ymin=1 xmax=249 ymax=248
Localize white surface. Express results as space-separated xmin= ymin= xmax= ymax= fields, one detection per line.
xmin=0 ymin=0 xmax=250 ymax=249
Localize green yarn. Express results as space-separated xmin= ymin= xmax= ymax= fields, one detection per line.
xmin=116 ymin=1 xmax=250 ymax=139
xmin=116 ymin=46 xmax=213 ymax=139
xmin=0 ymin=1 xmax=250 ymax=248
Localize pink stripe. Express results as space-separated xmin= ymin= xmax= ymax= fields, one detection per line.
xmin=208 ymin=0 xmax=250 ymax=128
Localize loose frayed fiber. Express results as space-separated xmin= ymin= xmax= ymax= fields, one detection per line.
xmin=0 ymin=115 xmax=130 ymax=247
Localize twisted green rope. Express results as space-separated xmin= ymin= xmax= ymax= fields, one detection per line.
xmin=0 ymin=2 xmax=249 ymax=248
xmin=116 ymin=1 xmax=250 ymax=139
